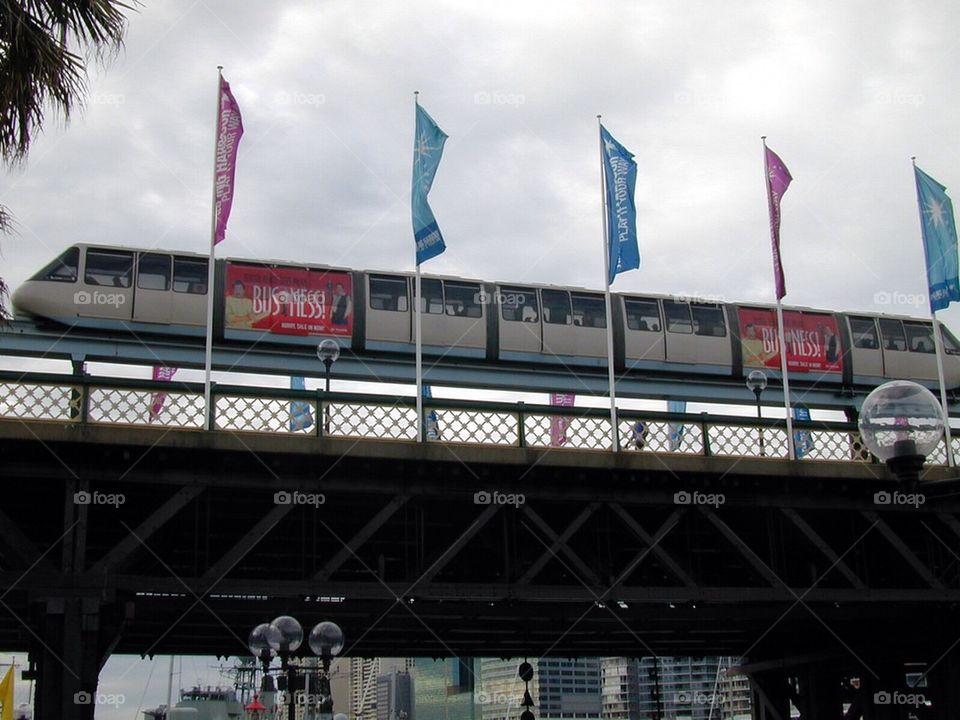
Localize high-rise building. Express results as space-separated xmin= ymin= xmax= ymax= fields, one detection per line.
xmin=415 ymin=657 xmax=476 ymax=720
xmin=377 ymin=670 xmax=414 ymax=720
xmin=478 ymin=658 xmax=601 ymax=720
xmin=600 ymin=657 xmax=642 ymax=719
xmin=352 ymin=658 xmax=416 ymax=720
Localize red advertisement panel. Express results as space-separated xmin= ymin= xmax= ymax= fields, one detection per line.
xmin=224 ymin=263 xmax=353 ymax=337
xmin=738 ymin=308 xmax=842 ymax=374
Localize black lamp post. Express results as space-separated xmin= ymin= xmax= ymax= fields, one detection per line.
xmin=317 ymin=340 xmax=341 ymax=435
xmin=746 ymin=369 xmax=768 ymax=457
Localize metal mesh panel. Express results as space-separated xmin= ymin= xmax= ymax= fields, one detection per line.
xmin=927 ymin=438 xmax=949 ymax=466
xmin=88 ymin=387 xmax=204 ymax=428
xmin=215 ymin=395 xmax=306 ymax=433
xmin=792 ymin=429 xmax=871 ymax=462
xmin=329 ymin=402 xmax=417 ymax=441
xmin=430 ymin=409 xmax=519 ymax=446
xmin=708 ymin=423 xmax=789 ymax=458
xmin=524 ymin=414 xmax=614 ymax=450
xmin=0 ymin=382 xmax=78 ymax=421
xmin=619 ymin=418 xmax=705 ymax=455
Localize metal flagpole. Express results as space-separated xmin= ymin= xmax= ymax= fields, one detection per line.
xmin=762 ymin=136 xmax=795 ymax=459
xmin=204 ymin=66 xmax=223 ymax=431
xmin=415 ymin=91 xmax=424 ymax=443
xmin=598 ymin=116 xmax=620 ymax=451
xmin=912 ymin=156 xmax=955 ymax=466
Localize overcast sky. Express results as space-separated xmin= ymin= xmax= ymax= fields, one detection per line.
xmin=2 ymin=0 xmax=960 ymax=716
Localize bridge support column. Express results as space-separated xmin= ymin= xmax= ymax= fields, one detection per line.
xmin=749 ymin=669 xmax=791 ymax=720
xmin=928 ymin=655 xmax=960 ymax=720
xmin=798 ymin=666 xmax=842 ymax=719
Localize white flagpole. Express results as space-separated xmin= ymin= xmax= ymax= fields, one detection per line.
xmin=598 ymin=116 xmax=620 ymax=452
xmin=912 ymin=156 xmax=955 ymax=466
xmin=415 ymin=91 xmax=424 ymax=443
xmin=203 ymin=66 xmax=223 ymax=431
xmin=762 ymin=136 xmax=795 ymax=459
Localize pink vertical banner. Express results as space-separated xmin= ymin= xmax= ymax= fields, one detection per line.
xmin=214 ymin=75 xmax=244 ymax=245
xmin=549 ymin=393 xmax=575 ymax=447
xmin=764 ymin=144 xmax=792 ymax=300
xmin=150 ymin=366 xmax=178 ymax=422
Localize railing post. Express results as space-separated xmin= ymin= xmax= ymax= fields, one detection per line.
xmin=700 ymin=412 xmax=712 ymax=456
xmin=517 ymin=401 xmax=526 ymax=448
xmin=315 ymin=389 xmax=323 ymax=438
xmin=206 ymin=382 xmax=216 ymax=431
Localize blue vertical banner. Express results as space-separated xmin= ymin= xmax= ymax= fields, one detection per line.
xmin=412 ymin=103 xmax=448 ymax=265
xmin=422 ymin=384 xmax=440 ymax=440
xmin=914 ymin=164 xmax=960 ymax=312
xmin=289 ymin=376 xmax=314 ymax=431
xmin=667 ymin=400 xmax=686 ymax=451
xmin=600 ymin=124 xmax=640 ymax=284
xmin=793 ymin=404 xmax=814 ymax=458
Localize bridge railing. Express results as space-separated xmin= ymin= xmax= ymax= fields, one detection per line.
xmin=0 ymin=372 xmax=953 ymax=464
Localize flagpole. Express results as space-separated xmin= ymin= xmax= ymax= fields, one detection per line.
xmin=204 ymin=66 xmax=223 ymax=431
xmin=415 ymin=91 xmax=424 ymax=443
xmin=598 ymin=116 xmax=620 ymax=452
xmin=912 ymin=156 xmax=955 ymax=466
xmin=762 ymin=136 xmax=795 ymax=459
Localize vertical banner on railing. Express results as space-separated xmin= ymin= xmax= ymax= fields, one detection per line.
xmin=667 ymin=399 xmax=687 ymax=451
xmin=423 ymin=384 xmax=440 ymax=440
xmin=289 ymin=376 xmax=314 ymax=431
xmin=149 ymin=366 xmax=178 ymax=423
xmin=550 ymin=393 xmax=575 ymax=447
xmin=793 ymin=404 xmax=814 ymax=458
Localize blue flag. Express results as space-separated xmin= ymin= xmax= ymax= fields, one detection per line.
xmin=289 ymin=376 xmax=314 ymax=431
xmin=667 ymin=400 xmax=686 ymax=451
xmin=914 ymin=165 xmax=960 ymax=312
xmin=793 ymin=404 xmax=814 ymax=459
xmin=422 ymin=384 xmax=440 ymax=440
xmin=600 ymin=124 xmax=640 ymax=284
xmin=412 ymin=103 xmax=448 ymax=265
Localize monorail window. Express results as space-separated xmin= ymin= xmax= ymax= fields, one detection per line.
xmin=542 ymin=290 xmax=571 ymax=325
xmin=624 ymin=298 xmax=660 ymax=332
xmin=572 ymin=294 xmax=606 ymax=328
xmin=691 ymin=304 xmax=726 ymax=337
xmin=942 ymin=328 xmax=960 ymax=353
xmin=500 ymin=286 xmax=538 ymax=323
xmin=418 ymin=278 xmax=444 ymax=314
xmin=849 ymin=316 xmax=879 ymax=349
xmin=137 ymin=253 xmax=171 ymax=291
xmin=904 ymin=322 xmax=935 ymax=353
xmin=879 ymin=318 xmax=907 ymax=351
xmin=85 ymin=249 xmax=133 ymax=288
xmin=663 ymin=301 xmax=692 ymax=334
xmin=369 ymin=275 xmax=408 ymax=312
xmin=30 ymin=247 xmax=79 ymax=283
xmin=444 ymin=282 xmax=483 ymax=318
xmin=173 ymin=257 xmax=208 ymax=294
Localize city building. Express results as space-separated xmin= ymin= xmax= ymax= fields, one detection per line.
xmin=377 ymin=670 xmax=414 ymax=720
xmin=352 ymin=658 xmax=415 ymax=720
xmin=415 ymin=657 xmax=476 ymax=720
xmin=478 ymin=658 xmax=601 ymax=720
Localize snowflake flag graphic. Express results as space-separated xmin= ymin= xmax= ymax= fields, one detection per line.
xmin=914 ymin=164 xmax=960 ymax=312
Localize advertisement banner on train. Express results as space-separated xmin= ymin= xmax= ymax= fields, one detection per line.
xmin=738 ymin=308 xmax=842 ymax=373
xmin=224 ymin=263 xmax=353 ymax=336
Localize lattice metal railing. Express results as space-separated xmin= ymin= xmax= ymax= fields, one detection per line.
xmin=0 ymin=372 xmax=955 ymax=467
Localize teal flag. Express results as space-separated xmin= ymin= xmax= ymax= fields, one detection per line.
xmin=914 ymin=165 xmax=960 ymax=312
xmin=412 ymin=103 xmax=448 ymax=265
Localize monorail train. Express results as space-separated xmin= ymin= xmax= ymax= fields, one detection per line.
xmin=11 ymin=243 xmax=960 ymax=390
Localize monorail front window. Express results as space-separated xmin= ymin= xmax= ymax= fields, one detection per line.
xmin=572 ymin=294 xmax=605 ymax=328
xmin=542 ymin=290 xmax=571 ymax=325
xmin=904 ymin=322 xmax=935 ymax=353
xmin=624 ymin=298 xmax=661 ymax=332
xmin=138 ymin=254 xmax=171 ymax=291
xmin=173 ymin=257 xmax=208 ymax=294
xmin=85 ymin=250 xmax=133 ymax=288
xmin=879 ymin=318 xmax=907 ymax=351
xmin=30 ymin=247 xmax=79 ymax=282
xmin=369 ymin=275 xmax=408 ymax=311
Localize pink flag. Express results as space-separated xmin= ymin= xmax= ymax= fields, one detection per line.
xmin=214 ymin=75 xmax=244 ymax=245
xmin=150 ymin=366 xmax=178 ymax=422
xmin=764 ymin=145 xmax=792 ymax=300
xmin=549 ymin=393 xmax=575 ymax=447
